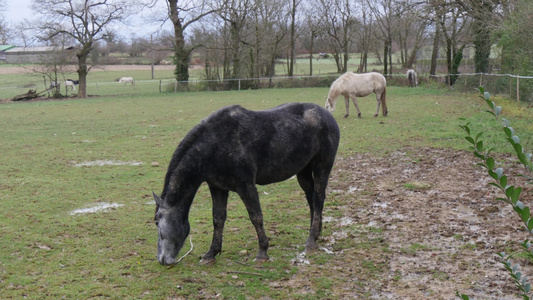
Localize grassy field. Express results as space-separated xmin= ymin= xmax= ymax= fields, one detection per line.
xmin=0 ymin=56 xmax=392 ymax=100
xmin=1 ymin=86 xmax=533 ymax=298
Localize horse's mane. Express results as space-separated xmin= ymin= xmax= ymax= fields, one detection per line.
xmin=160 ymin=122 xmax=207 ymax=199
xmin=328 ymin=73 xmax=353 ymax=99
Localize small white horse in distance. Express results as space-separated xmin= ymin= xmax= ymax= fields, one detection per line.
xmin=65 ymin=79 xmax=79 ymax=91
xmin=406 ymin=69 xmax=418 ymax=87
xmin=325 ymin=72 xmax=388 ymax=118
xmin=119 ymin=77 xmax=135 ymax=86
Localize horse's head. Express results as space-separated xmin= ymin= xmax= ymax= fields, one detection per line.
xmin=153 ymin=192 xmax=190 ymax=265
xmin=325 ymin=97 xmax=335 ymax=113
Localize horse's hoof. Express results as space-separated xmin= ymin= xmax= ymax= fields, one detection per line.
xmin=199 ymin=257 xmax=216 ymax=265
xmin=358 ymin=114 xmax=362 ymax=118
xmin=253 ymin=256 xmax=270 ymax=263
xmin=305 ymin=241 xmax=319 ymax=252
xmin=373 ymin=114 xmax=378 ymax=118
xmin=343 ymin=115 xmax=349 ymax=118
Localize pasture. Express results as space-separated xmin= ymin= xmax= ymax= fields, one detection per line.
xmin=2 ymin=86 xmax=533 ymax=298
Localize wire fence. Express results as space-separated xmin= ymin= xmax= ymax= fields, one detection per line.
xmin=3 ymin=72 xmax=533 ymax=102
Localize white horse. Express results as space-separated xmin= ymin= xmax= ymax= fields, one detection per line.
xmin=119 ymin=77 xmax=134 ymax=86
xmin=325 ymin=72 xmax=388 ymax=118
xmin=407 ymin=69 xmax=418 ymax=87
xmin=65 ymin=79 xmax=78 ymax=91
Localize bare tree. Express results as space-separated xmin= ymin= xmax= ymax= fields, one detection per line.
xmin=164 ymin=0 xmax=219 ymax=89
xmin=315 ymin=0 xmax=358 ymax=73
xmin=301 ymin=9 xmax=322 ymax=76
xmin=287 ymin=0 xmax=302 ymax=77
xmin=397 ymin=1 xmax=429 ymax=69
xmin=455 ymin=0 xmax=499 ymax=73
xmin=33 ymin=0 xmax=133 ymax=98
xmin=217 ymin=0 xmax=250 ymax=87
xmin=0 ymin=0 xmax=9 ymax=43
xmin=437 ymin=1 xmax=470 ymax=84
xmin=368 ymin=0 xmax=394 ymax=75
xmin=354 ymin=0 xmax=374 ymax=73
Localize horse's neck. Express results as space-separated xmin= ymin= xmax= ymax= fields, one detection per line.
xmin=328 ymin=88 xmax=340 ymax=100
xmin=163 ymin=167 xmax=202 ymax=210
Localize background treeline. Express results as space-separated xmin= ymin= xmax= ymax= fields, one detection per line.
xmin=1 ymin=0 xmax=533 ymax=91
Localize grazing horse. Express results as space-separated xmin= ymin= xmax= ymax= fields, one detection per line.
xmin=153 ymin=103 xmax=340 ymax=265
xmin=325 ymin=72 xmax=388 ymax=118
xmin=119 ymin=77 xmax=134 ymax=86
xmin=65 ymin=79 xmax=79 ymax=91
xmin=407 ymin=69 xmax=418 ymax=87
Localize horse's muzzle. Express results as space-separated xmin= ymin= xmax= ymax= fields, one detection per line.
xmin=158 ymin=253 xmax=176 ymax=265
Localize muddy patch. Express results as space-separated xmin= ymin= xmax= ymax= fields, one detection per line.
xmin=276 ymin=147 xmax=533 ymax=299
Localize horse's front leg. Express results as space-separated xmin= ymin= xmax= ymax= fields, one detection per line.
xmin=236 ymin=184 xmax=269 ymax=262
xmin=343 ymin=96 xmax=350 ymax=118
xmin=350 ymin=95 xmax=362 ymax=118
xmin=200 ymin=186 xmax=229 ymax=265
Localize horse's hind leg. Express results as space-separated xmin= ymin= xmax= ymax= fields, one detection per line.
xmin=350 ymin=95 xmax=362 ymax=118
xmin=374 ymin=93 xmax=382 ymax=117
xmin=297 ymin=166 xmax=315 ymax=228
xmin=236 ymin=184 xmax=269 ymax=262
xmin=304 ymin=166 xmax=331 ymax=252
xmin=200 ymin=186 xmax=229 ymax=265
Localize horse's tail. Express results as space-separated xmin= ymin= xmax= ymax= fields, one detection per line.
xmin=381 ymin=87 xmax=388 ymax=116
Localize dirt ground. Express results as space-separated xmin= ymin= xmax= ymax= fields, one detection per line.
xmin=285 ymin=147 xmax=533 ymax=299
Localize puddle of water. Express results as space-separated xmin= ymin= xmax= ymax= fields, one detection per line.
xmin=291 ymin=251 xmax=310 ymax=265
xmin=372 ymin=202 xmax=388 ymax=208
xmin=70 ymin=202 xmax=124 ymax=215
xmin=323 ymin=216 xmax=354 ymax=226
xmin=74 ymin=160 xmax=143 ymax=167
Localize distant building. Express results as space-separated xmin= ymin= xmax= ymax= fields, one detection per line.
xmin=4 ymin=46 xmax=75 ymax=64
xmin=0 ymin=45 xmax=16 ymax=61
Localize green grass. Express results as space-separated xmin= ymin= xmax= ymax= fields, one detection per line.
xmin=1 ymin=86 xmax=533 ymax=298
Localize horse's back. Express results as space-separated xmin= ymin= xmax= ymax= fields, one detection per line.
xmin=198 ymin=103 xmax=339 ymax=185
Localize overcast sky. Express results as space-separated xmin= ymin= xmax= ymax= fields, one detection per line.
xmin=5 ymin=0 xmax=33 ymax=23
xmin=4 ymin=0 xmax=172 ymax=44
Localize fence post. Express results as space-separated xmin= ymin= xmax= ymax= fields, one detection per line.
xmin=479 ymin=73 xmax=483 ymax=87
xmin=509 ymin=76 xmax=512 ymax=100
xmin=175 ymin=81 xmax=177 ymax=93
xmin=517 ymin=76 xmax=520 ymax=102
xmin=238 ymin=79 xmax=241 ymax=91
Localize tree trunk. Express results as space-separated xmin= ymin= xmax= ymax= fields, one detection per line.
xmin=288 ymin=0 xmax=297 ymax=77
xmin=76 ymin=44 xmax=91 ymax=98
xmin=383 ymin=42 xmax=388 ymax=75
xmin=430 ymin=18 xmax=440 ymax=78
xmin=169 ymin=0 xmax=189 ymax=90
xmin=473 ymin=18 xmax=491 ymax=73
xmin=309 ymin=31 xmax=314 ymax=76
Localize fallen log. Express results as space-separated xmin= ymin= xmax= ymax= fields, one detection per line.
xmin=12 ymin=89 xmax=49 ymax=101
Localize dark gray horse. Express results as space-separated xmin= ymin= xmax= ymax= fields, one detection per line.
xmin=153 ymin=103 xmax=340 ymax=265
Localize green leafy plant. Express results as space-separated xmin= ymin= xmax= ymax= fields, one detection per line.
xmin=458 ymin=87 xmax=533 ymax=299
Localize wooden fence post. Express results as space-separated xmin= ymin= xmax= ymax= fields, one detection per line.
xmin=517 ymin=76 xmax=520 ymax=102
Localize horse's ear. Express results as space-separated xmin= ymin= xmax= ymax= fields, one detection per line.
xmin=153 ymin=192 xmax=163 ymax=206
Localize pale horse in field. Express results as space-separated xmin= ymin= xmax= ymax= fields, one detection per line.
xmin=65 ymin=79 xmax=79 ymax=91
xmin=325 ymin=72 xmax=388 ymax=118
xmin=119 ymin=77 xmax=135 ymax=86
xmin=406 ymin=69 xmax=418 ymax=87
